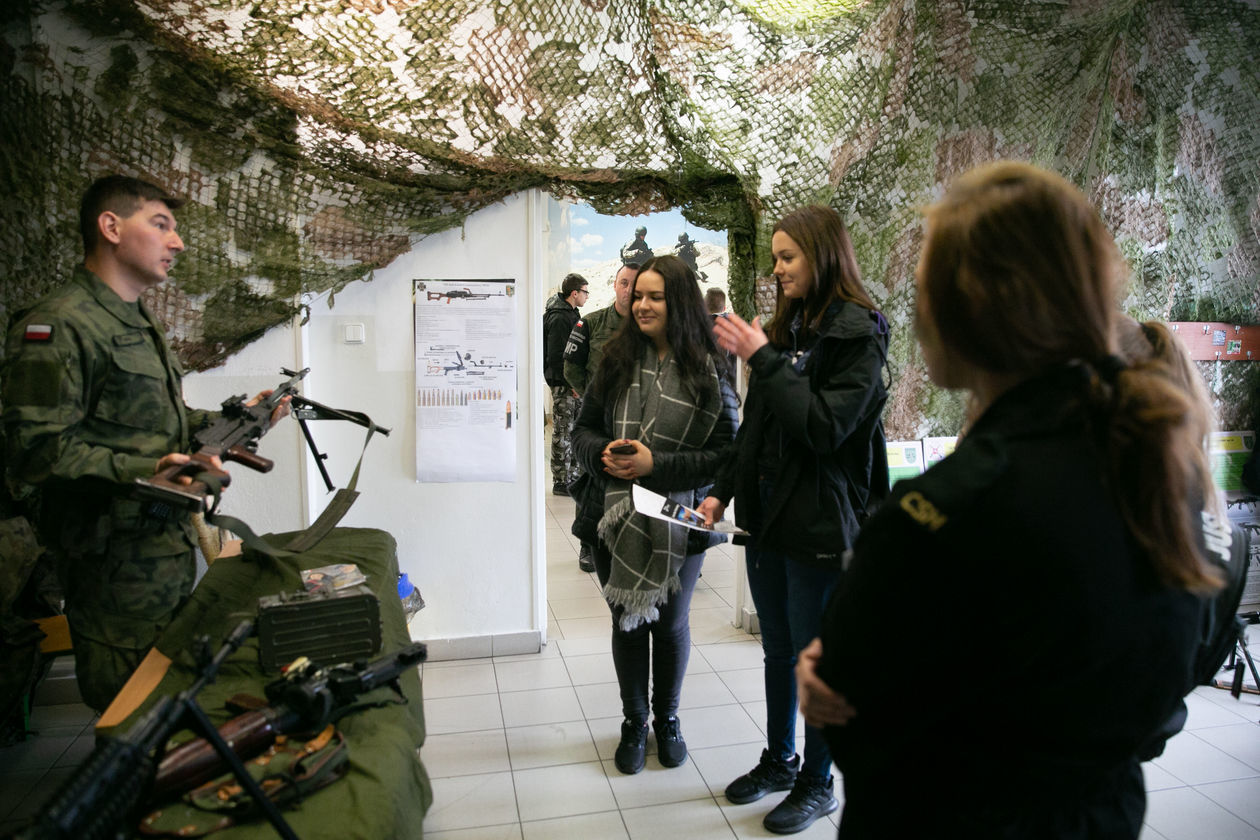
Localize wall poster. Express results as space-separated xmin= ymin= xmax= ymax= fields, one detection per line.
xmin=414 ymin=279 xmax=517 ymax=482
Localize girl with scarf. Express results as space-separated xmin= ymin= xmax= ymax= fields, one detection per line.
xmin=571 ymin=255 xmax=738 ymax=776
xmin=699 ymin=205 xmax=889 ymax=835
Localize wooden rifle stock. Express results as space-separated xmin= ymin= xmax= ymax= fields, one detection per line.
xmin=150 ymin=698 xmax=300 ymax=801
xmin=223 ymin=443 xmax=275 ymax=472
xmin=148 ymin=642 xmax=426 ymax=803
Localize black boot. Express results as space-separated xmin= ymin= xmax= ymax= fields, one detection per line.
xmin=763 ymin=772 xmax=838 ymax=834
xmin=614 ymin=718 xmax=648 ymax=775
xmin=653 ymin=715 xmax=687 ymax=767
xmin=578 ymin=542 xmax=595 ymax=573
xmin=725 ymin=748 xmax=799 ymax=804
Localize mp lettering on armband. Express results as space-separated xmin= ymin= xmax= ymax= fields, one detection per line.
xmin=900 ymin=491 xmax=947 ymax=531
xmin=24 ymin=324 xmax=53 ymax=342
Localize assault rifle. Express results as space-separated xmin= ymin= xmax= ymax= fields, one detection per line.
xmin=135 ymin=367 xmax=390 ymax=513
xmin=12 ymin=621 xmax=291 ymax=840
xmin=150 ymin=642 xmax=428 ymax=800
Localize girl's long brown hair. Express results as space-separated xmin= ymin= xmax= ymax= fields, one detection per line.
xmin=922 ymin=161 xmax=1219 ymax=592
xmin=597 ymin=255 xmax=726 ymax=403
xmin=764 ymin=205 xmax=878 ymax=349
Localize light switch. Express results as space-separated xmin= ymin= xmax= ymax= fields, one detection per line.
xmin=344 ymin=322 xmax=366 ymax=344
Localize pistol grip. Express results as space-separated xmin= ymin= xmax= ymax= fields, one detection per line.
xmin=224 ymin=445 xmax=274 ymax=473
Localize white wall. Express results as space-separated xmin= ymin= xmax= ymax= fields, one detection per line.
xmin=184 ymin=190 xmax=563 ymax=660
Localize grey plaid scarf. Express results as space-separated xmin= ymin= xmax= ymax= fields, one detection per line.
xmin=597 ymin=345 xmax=721 ymax=631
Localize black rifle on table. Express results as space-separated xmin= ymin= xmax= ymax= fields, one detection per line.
xmin=148 ymin=642 xmax=428 ymax=801
xmin=10 ymin=621 xmax=293 ymax=840
xmin=135 ymin=367 xmax=390 ymax=514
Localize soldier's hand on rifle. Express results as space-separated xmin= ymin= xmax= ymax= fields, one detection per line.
xmin=796 ymin=638 xmax=856 ymax=728
xmin=155 ymin=452 xmax=225 ymax=486
xmin=246 ymin=389 xmax=293 ymax=426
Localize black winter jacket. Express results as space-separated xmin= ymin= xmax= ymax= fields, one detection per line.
xmin=710 ymin=301 xmax=888 ymax=566
xmin=819 ymin=367 xmax=1200 ymax=838
xmin=570 ymin=357 xmax=739 ymax=548
xmin=543 ymin=294 xmax=580 ymax=387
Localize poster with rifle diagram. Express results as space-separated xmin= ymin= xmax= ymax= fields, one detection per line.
xmin=414 ymin=279 xmax=517 ymax=482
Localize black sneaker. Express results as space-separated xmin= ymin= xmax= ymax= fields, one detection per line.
xmin=614 ymin=718 xmax=648 ymax=775
xmin=725 ymin=749 xmax=799 ymax=804
xmin=653 ymin=715 xmax=687 ymax=767
xmin=763 ymin=773 xmax=838 ymax=834
xmin=552 ymin=482 xmax=570 ymax=497
xmin=578 ymin=543 xmax=595 ymax=573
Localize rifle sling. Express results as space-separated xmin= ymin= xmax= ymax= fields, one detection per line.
xmin=204 ymin=421 xmax=379 ymax=558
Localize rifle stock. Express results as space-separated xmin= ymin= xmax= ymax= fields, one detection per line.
xmin=149 ymin=642 xmax=427 ymax=802
xmin=150 ymin=701 xmax=300 ymax=800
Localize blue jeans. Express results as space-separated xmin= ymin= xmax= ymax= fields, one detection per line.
xmin=595 ymin=545 xmax=704 ymax=722
xmin=745 ymin=542 xmax=842 ymax=779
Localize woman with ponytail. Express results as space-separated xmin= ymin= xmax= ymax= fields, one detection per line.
xmin=797 ymin=162 xmax=1220 ymax=838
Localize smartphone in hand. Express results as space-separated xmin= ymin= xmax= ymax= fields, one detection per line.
xmin=609 ymin=443 xmax=636 ymax=455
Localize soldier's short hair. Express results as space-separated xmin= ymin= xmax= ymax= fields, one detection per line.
xmin=705 ymin=287 xmax=726 ymax=314
xmin=561 ymin=273 xmax=588 ymax=297
xmin=80 ymin=175 xmax=184 ymax=255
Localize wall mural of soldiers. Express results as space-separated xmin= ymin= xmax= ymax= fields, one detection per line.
xmin=620 ymin=225 xmax=652 ymax=265
xmin=676 ymin=232 xmax=706 ymax=280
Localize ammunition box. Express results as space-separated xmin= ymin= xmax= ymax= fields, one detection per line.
xmin=257 ymin=585 xmax=381 ymax=672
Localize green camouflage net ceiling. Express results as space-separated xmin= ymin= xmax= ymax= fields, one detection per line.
xmin=1 ymin=0 xmax=1257 ymax=435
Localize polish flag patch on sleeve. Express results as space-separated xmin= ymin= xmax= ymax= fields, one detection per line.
xmin=24 ymin=324 xmax=53 ymax=342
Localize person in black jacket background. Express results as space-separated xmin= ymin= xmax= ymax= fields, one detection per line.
xmin=543 ymin=273 xmax=588 ymax=495
xmin=796 ymin=162 xmax=1220 ymax=838
xmin=572 ymin=255 xmax=738 ymax=776
xmin=699 ymin=205 xmax=889 ymax=835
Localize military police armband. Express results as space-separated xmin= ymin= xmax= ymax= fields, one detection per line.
xmin=898 ymin=490 xmax=948 ymax=532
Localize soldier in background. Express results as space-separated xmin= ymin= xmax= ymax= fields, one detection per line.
xmin=1 ymin=175 xmax=280 ymax=711
xmin=705 ymin=287 xmax=726 ymax=317
xmin=564 ymin=262 xmax=637 ymax=573
xmin=677 ymin=232 xmax=705 ymax=280
xmin=706 ymin=287 xmax=735 ymax=370
xmin=621 ymin=226 xmax=652 ymax=266
xmin=543 ymin=273 xmax=588 ymax=497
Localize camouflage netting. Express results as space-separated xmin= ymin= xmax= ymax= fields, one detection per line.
xmin=1 ymin=0 xmax=1256 ymax=434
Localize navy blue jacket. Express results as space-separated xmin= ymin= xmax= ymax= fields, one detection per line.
xmin=819 ymin=367 xmax=1200 ymax=838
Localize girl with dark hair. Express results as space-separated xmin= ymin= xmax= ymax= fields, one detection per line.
xmin=571 ymin=255 xmax=738 ymax=775
xmin=796 ymin=161 xmax=1220 ymax=837
xmin=698 ymin=205 xmax=890 ymax=835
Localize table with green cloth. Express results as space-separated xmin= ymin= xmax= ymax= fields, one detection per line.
xmin=107 ymin=527 xmax=432 ymax=840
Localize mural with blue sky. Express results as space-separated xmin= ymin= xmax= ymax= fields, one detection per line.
xmin=568 ymin=203 xmax=728 ymax=273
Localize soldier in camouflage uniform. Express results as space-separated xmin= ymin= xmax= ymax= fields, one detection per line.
xmin=1 ymin=175 xmax=276 ymax=711
xmin=563 ymin=262 xmax=637 ymax=572
xmin=543 ymin=273 xmax=587 ymax=494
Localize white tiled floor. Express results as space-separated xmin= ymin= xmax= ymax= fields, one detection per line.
xmin=418 ymin=491 xmax=1260 ymax=840
xmin=3 ymin=489 xmax=1259 ymax=838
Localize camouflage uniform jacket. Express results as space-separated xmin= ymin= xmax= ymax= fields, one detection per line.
xmin=562 ymin=304 xmax=625 ymax=395
xmin=2 ymin=265 xmax=214 ymax=558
